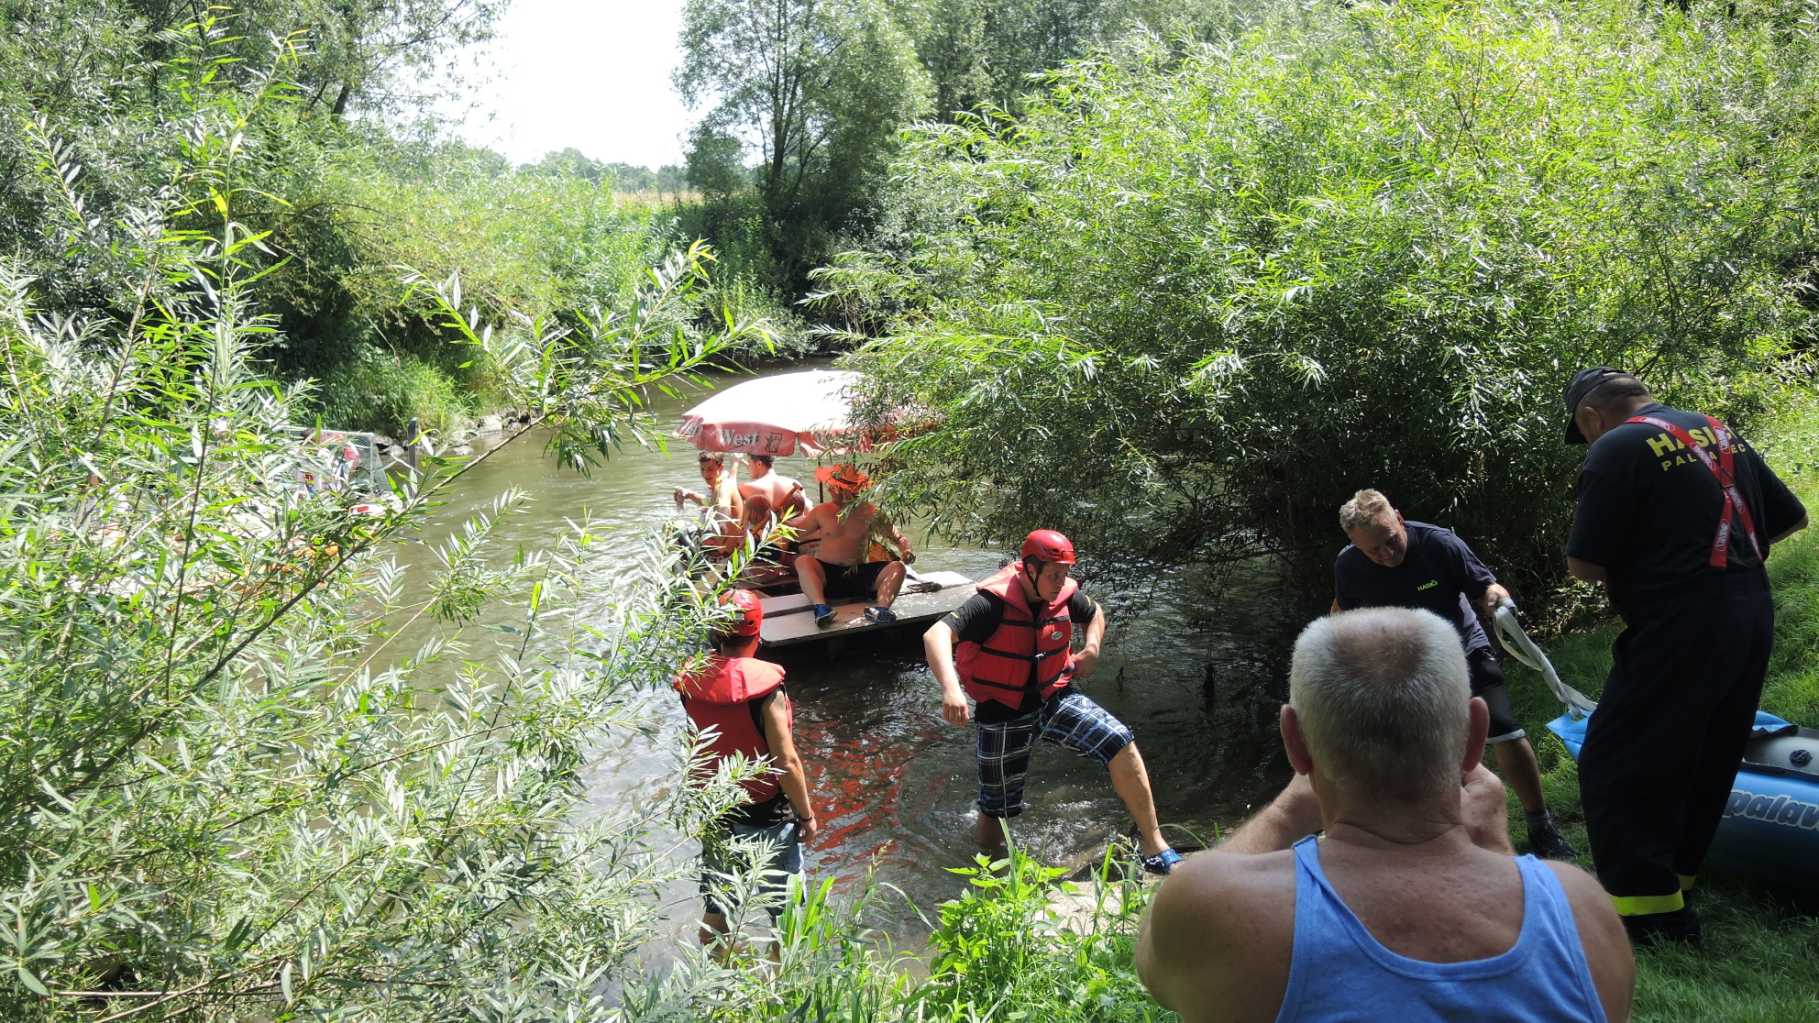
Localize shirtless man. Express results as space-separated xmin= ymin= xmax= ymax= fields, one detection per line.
xmin=674 ymin=452 xmax=744 ymax=558
xmin=794 ymin=463 xmax=911 ymax=625
xmin=738 ymin=455 xmax=811 ymax=526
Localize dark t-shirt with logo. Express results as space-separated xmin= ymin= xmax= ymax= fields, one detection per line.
xmin=1567 ymin=403 xmax=1805 ymax=620
xmin=1333 ymin=521 xmax=1495 ymax=654
xmin=944 ymin=587 xmax=1098 ymax=723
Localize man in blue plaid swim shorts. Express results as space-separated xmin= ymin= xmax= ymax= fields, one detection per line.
xmin=924 ymin=529 xmax=1182 ymax=875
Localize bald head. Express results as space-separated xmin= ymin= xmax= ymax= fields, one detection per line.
xmin=1289 ymin=608 xmax=1471 ymax=804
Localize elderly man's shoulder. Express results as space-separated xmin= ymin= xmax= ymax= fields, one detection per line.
xmin=1537 ymin=859 xmax=1631 ymax=950
xmin=1148 ymin=848 xmax=1297 ymax=948
xmin=1538 ymin=859 xmax=1637 ymax=1021
xmin=1172 ymin=844 xmax=1295 ymax=885
xmin=1139 ymin=849 xmax=1297 ymax=1022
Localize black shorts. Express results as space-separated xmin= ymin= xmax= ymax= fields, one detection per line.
xmin=817 ymin=558 xmax=889 ymax=600
xmin=1468 ymin=647 xmax=1525 ymax=744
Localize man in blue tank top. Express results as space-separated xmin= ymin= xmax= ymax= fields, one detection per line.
xmin=1135 ymin=608 xmax=1634 ymax=1023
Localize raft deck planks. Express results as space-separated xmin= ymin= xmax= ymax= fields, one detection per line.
xmin=758 ymin=570 xmax=976 ymax=647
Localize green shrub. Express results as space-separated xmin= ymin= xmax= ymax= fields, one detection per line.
xmin=836 ymin=0 xmax=1819 ymax=593
xmin=316 ymin=346 xmax=471 ymax=437
xmin=712 ymin=848 xmax=1170 ymax=1023
xmin=0 ymin=23 xmax=780 ymax=1014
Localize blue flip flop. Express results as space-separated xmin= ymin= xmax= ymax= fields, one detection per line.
xmin=812 ymin=603 xmax=835 ymax=626
xmin=863 ymin=605 xmax=898 ymax=624
xmin=1141 ymin=848 xmax=1184 ymax=876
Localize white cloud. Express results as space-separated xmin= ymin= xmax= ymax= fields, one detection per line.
xmin=447 ymin=0 xmax=697 ymax=169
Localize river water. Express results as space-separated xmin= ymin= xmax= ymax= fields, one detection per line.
xmin=387 ymin=367 xmax=1309 ymax=953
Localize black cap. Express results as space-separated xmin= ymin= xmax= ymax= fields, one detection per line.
xmin=1562 ymin=367 xmax=1626 ymax=444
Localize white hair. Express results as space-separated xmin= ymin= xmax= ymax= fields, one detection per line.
xmin=1288 ymin=608 xmax=1471 ymax=803
xmin=1338 ymin=489 xmax=1394 ymax=532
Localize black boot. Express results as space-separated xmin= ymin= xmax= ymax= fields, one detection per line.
xmin=1622 ymin=906 xmax=1702 ymax=948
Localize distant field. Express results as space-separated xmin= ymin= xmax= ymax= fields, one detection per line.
xmin=614 ymin=190 xmax=701 ymax=207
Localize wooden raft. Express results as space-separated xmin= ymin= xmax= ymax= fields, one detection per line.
xmin=758 ymin=570 xmax=976 ymax=648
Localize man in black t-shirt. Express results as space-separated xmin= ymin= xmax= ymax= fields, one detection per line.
xmin=1332 ymin=489 xmax=1575 ymax=860
xmin=1563 ymin=367 xmax=1807 ymax=945
xmin=923 ymin=529 xmax=1181 ymax=874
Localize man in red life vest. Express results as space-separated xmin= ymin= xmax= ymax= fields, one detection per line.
xmin=675 ymin=589 xmax=820 ymax=948
xmin=923 ymin=529 xmax=1182 ymax=873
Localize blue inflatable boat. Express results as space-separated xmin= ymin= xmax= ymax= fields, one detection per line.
xmin=1494 ymin=606 xmax=1819 ymax=890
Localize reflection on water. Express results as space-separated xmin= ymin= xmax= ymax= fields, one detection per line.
xmin=383 ymin=370 xmax=1305 ymax=955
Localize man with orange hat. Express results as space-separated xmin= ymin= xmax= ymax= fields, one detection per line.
xmin=675 ymin=589 xmax=820 ymax=949
xmin=794 ymin=463 xmax=913 ymax=625
xmin=923 ymin=529 xmax=1181 ymax=874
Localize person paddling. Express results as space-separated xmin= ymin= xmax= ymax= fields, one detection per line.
xmin=923 ymin=529 xmax=1181 ymax=874
xmin=675 ymin=590 xmax=819 ymax=952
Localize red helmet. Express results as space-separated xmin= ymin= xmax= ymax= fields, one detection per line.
xmin=1019 ymin=529 xmax=1077 ymax=565
xmin=718 ymin=589 xmax=764 ymax=637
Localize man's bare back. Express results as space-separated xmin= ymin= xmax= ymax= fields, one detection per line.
xmin=739 ymin=462 xmax=809 ymax=521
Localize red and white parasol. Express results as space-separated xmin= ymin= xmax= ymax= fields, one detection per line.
xmin=676 ymin=369 xmax=865 ymax=457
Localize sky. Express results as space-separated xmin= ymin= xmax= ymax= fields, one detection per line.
xmin=445 ymin=1 xmax=696 ymax=170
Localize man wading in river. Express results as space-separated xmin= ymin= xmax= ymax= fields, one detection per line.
xmin=923 ymin=529 xmax=1181 ymax=874
xmin=1135 ymin=608 xmax=1634 ymax=1023
xmin=1332 ymin=489 xmax=1576 ymax=861
xmin=675 ymin=590 xmax=819 ymax=953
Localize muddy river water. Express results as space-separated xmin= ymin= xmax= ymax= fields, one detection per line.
xmin=387 ymin=367 xmax=1312 ymax=953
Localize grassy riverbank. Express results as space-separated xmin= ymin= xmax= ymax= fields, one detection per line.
xmin=1501 ymin=397 xmax=1819 ymax=1023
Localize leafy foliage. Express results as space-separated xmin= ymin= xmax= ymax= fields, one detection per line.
xmin=834 ymin=0 xmax=1819 ymax=593
xmin=676 ymin=0 xmax=934 ymax=286
xmin=701 ymin=848 xmax=1170 ymax=1023
xmin=0 ymin=18 xmax=791 ymax=1016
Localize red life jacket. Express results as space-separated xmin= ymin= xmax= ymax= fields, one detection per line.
xmin=956 ymin=566 xmax=1078 ymax=710
xmin=674 ymin=654 xmax=789 ymax=805
xmin=1625 ymin=413 xmax=1764 ymax=569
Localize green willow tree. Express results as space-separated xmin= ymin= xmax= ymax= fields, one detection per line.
xmin=0 ymin=16 xmax=803 ymax=1018
xmin=829 ymin=0 xmax=1819 ymax=596
xmin=119 ymin=0 xmax=508 ymax=117
xmin=675 ymin=0 xmax=932 ymax=282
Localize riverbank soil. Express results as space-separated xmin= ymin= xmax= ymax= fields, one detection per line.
xmin=1500 ymin=401 xmax=1819 ymax=1022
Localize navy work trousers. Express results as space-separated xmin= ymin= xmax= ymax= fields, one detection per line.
xmin=1578 ymin=570 xmax=1775 ymax=917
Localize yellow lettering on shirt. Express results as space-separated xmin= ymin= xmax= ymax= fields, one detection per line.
xmin=1646 ymin=433 xmax=1681 ymax=459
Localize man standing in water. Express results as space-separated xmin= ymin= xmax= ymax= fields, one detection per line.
xmin=1332 ymin=489 xmax=1576 ymax=860
xmin=674 ymin=451 xmax=745 ymax=559
xmin=1563 ymin=367 xmax=1806 ymax=945
xmin=675 ymin=590 xmax=819 ymax=952
xmin=923 ymin=529 xmax=1182 ymax=874
xmin=1135 ymin=608 xmax=1632 ymax=1022
xmin=794 ymin=464 xmax=912 ymax=624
